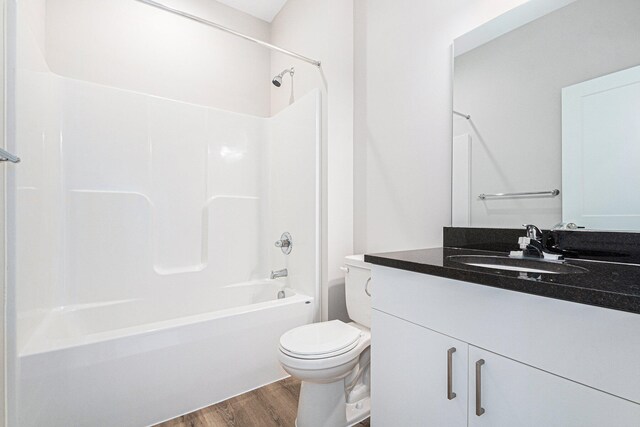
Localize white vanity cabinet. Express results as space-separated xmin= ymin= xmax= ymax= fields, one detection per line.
xmin=373 ymin=311 xmax=468 ymax=427
xmin=466 ymin=346 xmax=640 ymax=427
xmin=370 ymin=266 xmax=640 ymax=427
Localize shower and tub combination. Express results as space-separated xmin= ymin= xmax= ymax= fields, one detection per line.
xmin=6 ymin=1 xmax=322 ymax=426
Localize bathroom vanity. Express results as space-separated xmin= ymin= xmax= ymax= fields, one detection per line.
xmin=365 ymin=229 xmax=640 ymax=427
xmin=366 ymin=0 xmax=640 ymax=422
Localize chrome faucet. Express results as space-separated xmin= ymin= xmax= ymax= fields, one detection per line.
xmin=524 ymin=224 xmax=542 ymax=240
xmin=518 ymin=224 xmax=562 ymax=260
xmin=270 ymin=268 xmax=288 ymax=279
xmin=274 ymin=232 xmax=293 ymax=255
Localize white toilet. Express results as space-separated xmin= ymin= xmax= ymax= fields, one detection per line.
xmin=278 ymin=255 xmax=371 ymax=427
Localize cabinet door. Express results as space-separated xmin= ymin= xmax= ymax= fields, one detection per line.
xmin=468 ymin=346 xmax=640 ymax=427
xmin=371 ymin=309 xmax=467 ymax=427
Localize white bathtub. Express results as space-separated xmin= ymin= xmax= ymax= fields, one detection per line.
xmin=17 ymin=281 xmax=314 ymax=427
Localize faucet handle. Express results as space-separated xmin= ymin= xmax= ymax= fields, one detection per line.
xmin=275 ymin=232 xmax=292 ymax=255
xmin=522 ymin=224 xmax=542 ymax=240
xmin=518 ymin=236 xmax=531 ymax=249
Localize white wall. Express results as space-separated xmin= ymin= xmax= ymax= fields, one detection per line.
xmin=6 ymin=1 xmax=51 ymax=424
xmin=354 ymin=0 xmax=529 ymax=254
xmin=46 ymin=0 xmax=272 ymax=116
xmin=12 ymin=0 xmax=61 ymax=345
xmin=269 ymin=0 xmax=325 ymax=116
xmin=270 ymin=0 xmax=354 ymax=321
xmin=453 ymin=0 xmax=640 ymax=228
xmin=1 ymin=1 xmax=6 ymax=423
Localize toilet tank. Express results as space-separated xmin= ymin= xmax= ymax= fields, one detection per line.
xmin=344 ymin=255 xmax=372 ymax=328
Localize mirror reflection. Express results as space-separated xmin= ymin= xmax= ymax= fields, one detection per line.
xmin=452 ymin=0 xmax=640 ymax=231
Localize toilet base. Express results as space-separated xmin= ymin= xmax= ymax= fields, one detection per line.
xmin=295 ymin=380 xmax=370 ymax=427
xmin=346 ymin=396 xmax=370 ymax=426
xmin=296 ymin=380 xmax=346 ymax=427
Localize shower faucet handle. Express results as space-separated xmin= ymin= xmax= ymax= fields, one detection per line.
xmin=274 ymin=239 xmax=290 ymax=248
xmin=275 ymin=232 xmax=293 ymax=255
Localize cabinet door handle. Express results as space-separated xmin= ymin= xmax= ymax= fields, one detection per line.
xmin=475 ymin=359 xmax=485 ymax=416
xmin=447 ymin=347 xmax=456 ymax=400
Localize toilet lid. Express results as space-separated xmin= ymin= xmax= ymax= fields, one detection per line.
xmin=279 ymin=320 xmax=362 ymax=357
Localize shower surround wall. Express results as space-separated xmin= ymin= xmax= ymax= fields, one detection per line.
xmin=61 ymin=78 xmax=267 ymax=301
xmin=10 ymin=0 xmax=320 ymax=425
xmin=15 ymin=47 xmax=320 ymax=349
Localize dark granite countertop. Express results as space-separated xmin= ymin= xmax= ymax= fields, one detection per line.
xmin=365 ymin=247 xmax=640 ymax=314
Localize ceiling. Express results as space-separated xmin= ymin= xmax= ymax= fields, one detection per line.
xmin=216 ymin=0 xmax=288 ymax=22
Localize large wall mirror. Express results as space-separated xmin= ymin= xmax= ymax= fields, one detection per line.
xmin=452 ymin=0 xmax=640 ymax=231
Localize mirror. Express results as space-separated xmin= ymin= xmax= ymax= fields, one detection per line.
xmin=452 ymin=0 xmax=640 ymax=231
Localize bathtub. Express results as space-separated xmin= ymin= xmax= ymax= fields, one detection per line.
xmin=16 ymin=280 xmax=314 ymax=427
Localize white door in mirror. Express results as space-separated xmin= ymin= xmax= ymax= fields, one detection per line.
xmin=562 ymin=65 xmax=640 ymax=230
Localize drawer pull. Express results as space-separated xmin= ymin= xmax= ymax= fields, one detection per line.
xmin=475 ymin=359 xmax=485 ymax=416
xmin=365 ymin=277 xmax=372 ymax=297
xmin=447 ymin=347 xmax=456 ymax=400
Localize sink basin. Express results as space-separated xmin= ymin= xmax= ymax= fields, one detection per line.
xmin=447 ymin=255 xmax=588 ymax=275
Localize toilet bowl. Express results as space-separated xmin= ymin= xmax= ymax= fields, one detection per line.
xmin=280 ymin=321 xmax=370 ymax=378
xmin=278 ymin=255 xmax=372 ymax=427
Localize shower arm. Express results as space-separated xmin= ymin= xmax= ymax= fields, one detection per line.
xmin=134 ymin=0 xmax=321 ymax=67
xmin=278 ymin=67 xmax=295 ymax=78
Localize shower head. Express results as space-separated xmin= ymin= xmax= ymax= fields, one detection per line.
xmin=272 ymin=67 xmax=295 ymax=87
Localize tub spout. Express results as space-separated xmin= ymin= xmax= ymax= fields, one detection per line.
xmin=270 ymin=268 xmax=288 ymax=279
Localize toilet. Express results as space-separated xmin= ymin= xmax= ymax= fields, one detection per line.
xmin=278 ymin=255 xmax=371 ymax=427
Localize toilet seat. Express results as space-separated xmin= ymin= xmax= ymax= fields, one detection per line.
xmin=279 ymin=322 xmax=371 ymax=374
xmin=279 ymin=320 xmax=362 ymax=360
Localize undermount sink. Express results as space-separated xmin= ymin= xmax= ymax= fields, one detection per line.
xmin=447 ymin=255 xmax=588 ymax=275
